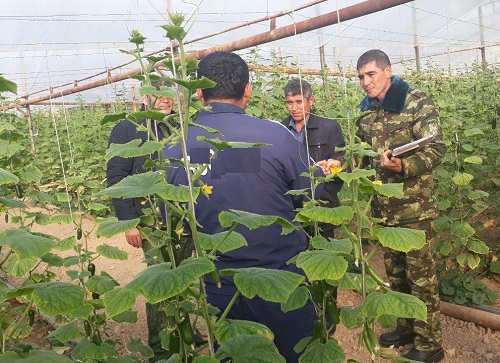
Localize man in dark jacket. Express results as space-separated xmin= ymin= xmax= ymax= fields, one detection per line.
xmin=282 ymin=78 xmax=345 ymax=238
xmin=164 ymin=51 xmax=332 ymax=363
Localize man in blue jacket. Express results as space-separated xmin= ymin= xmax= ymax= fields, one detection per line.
xmin=164 ymin=51 xmax=329 ymax=362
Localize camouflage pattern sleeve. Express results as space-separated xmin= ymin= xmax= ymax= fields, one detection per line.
xmin=401 ymin=92 xmax=447 ymax=179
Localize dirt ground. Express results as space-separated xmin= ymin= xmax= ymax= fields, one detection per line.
xmin=1 ymin=213 xmax=500 ymax=362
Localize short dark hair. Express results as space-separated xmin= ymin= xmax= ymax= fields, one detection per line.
xmin=283 ymin=79 xmax=313 ymax=99
xmin=197 ymin=51 xmax=249 ymax=101
xmin=356 ymin=49 xmax=391 ymax=71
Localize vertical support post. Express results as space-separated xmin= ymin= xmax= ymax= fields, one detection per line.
xmin=25 ymin=104 xmax=37 ymax=157
xmin=319 ymin=45 xmax=326 ymax=70
xmin=478 ymin=5 xmax=486 ymax=69
xmin=412 ymin=2 xmax=420 ymax=73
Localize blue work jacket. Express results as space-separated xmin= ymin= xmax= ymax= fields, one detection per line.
xmin=164 ymin=102 xmax=323 ymax=293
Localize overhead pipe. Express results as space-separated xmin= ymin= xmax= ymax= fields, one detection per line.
xmin=2 ymin=0 xmax=413 ymax=111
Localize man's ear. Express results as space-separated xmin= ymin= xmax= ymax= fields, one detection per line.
xmin=243 ymin=82 xmax=251 ymax=100
xmin=384 ymin=65 xmax=393 ymax=78
xmin=196 ymin=89 xmax=205 ymax=104
xmin=309 ymin=95 xmax=315 ymax=106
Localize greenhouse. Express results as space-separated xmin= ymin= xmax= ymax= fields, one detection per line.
xmin=0 ymin=1 xmax=499 ymax=363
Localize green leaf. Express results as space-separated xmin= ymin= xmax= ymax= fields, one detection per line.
xmin=169 ymin=77 xmax=216 ymax=92
xmin=296 ymin=251 xmax=348 ymax=281
xmin=0 ymin=197 xmax=26 ymax=208
xmin=229 ymin=267 xmax=304 ymax=303
xmin=192 ymin=356 xmax=220 ymax=363
xmin=296 ymin=206 xmax=354 ymax=226
xmin=66 ymin=303 xmax=94 ymax=320
xmin=370 ymin=182 xmax=405 ymax=198
xmin=463 ymin=128 xmax=483 ymax=137
xmin=219 ymin=210 xmax=296 ymax=233
xmin=299 ymin=338 xmax=345 ymax=363
xmin=0 ymin=168 xmax=20 ymax=186
xmin=19 ymin=165 xmax=43 ymax=182
xmin=156 ymin=184 xmax=200 ymax=202
xmin=216 ymin=334 xmax=285 ymax=363
xmin=490 ymin=261 xmax=500 ymax=274
xmin=0 ymin=229 xmax=55 ymax=259
xmin=376 ymin=227 xmax=426 ymax=253
xmin=95 ymin=172 xmax=166 ymax=199
xmin=49 ymin=213 xmax=75 ymax=224
xmin=87 ymin=202 xmax=110 ymax=211
xmin=0 ymin=141 xmax=24 ymax=158
xmin=377 ymin=314 xmax=397 ymax=329
xmin=451 ymin=172 xmax=474 ymax=186
xmin=127 ymin=258 xmax=215 ymax=304
xmin=328 ymin=272 xmax=378 ymax=293
xmin=450 ymin=222 xmax=475 ymax=238
xmin=138 ymin=85 xmax=176 ymax=99
xmin=340 ymin=306 xmax=364 ymax=329
xmin=96 ymin=244 xmax=128 ymax=260
xmin=338 ymin=169 xmax=375 ymax=185
xmin=160 ymin=24 xmax=187 ymax=42
xmin=457 ymin=253 xmax=481 ymax=269
xmin=96 ymin=218 xmax=141 ymax=238
xmin=106 ymin=139 xmax=164 ymax=161
xmin=125 ymin=337 xmax=154 ymax=358
xmin=103 ymin=287 xmax=139 ymax=319
xmin=100 ymin=112 xmax=127 ymax=125
xmin=0 ymin=75 xmax=17 ymax=94
xmin=87 ymin=275 xmax=120 ymax=294
xmin=0 ymin=350 xmax=74 ymax=362
xmin=198 ymin=231 xmax=247 ymax=253
xmin=281 ymin=285 xmax=309 ymax=313
xmin=48 ymin=321 xmax=83 ymax=343
xmin=463 ymin=156 xmax=483 ymax=164
xmin=128 ymin=110 xmax=170 ymax=122
xmin=311 ymin=237 xmax=352 ymax=254
xmin=112 ymin=310 xmax=138 ymax=323
xmin=466 ymin=238 xmax=489 ymax=254
xmin=6 ymin=254 xmax=37 ymax=277
xmin=215 ymin=319 xmax=274 ymax=345
xmin=362 ymin=290 xmax=427 ymax=321
xmin=71 ymin=339 xmax=116 ymax=360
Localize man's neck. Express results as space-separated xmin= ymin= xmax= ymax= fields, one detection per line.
xmin=204 ymin=98 xmax=246 ymax=109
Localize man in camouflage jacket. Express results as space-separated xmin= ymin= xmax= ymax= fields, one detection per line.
xmin=356 ymin=49 xmax=446 ymax=363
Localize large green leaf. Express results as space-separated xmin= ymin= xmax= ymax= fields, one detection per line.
xmin=457 ymin=253 xmax=481 ymax=269
xmin=328 ymin=272 xmax=378 ymax=293
xmin=125 ymin=337 xmax=154 ymax=358
xmin=339 ymin=306 xmax=364 ymax=329
xmin=196 ymin=136 xmax=266 ymax=151
xmin=281 ymin=285 xmax=309 ymax=313
xmin=192 ymin=356 xmax=220 ymax=363
xmin=128 ymin=110 xmax=171 ymax=122
xmin=198 ymin=231 xmax=247 ymax=253
xmin=138 ymin=85 xmax=176 ymax=98
xmin=96 ymin=218 xmax=141 ymax=238
xmin=48 ymin=321 xmax=83 ymax=343
xmin=0 ymin=76 xmax=17 ymax=94
xmin=451 ymin=172 xmax=474 ymax=186
xmin=0 ymin=141 xmax=24 ymax=158
xmin=19 ymin=165 xmax=43 ymax=182
xmin=489 ymin=261 xmax=500 ymax=274
xmin=362 ymin=290 xmax=427 ymax=321
xmin=87 ymin=275 xmax=120 ymax=294
xmin=0 ymin=197 xmax=26 ymax=208
xmin=169 ymin=77 xmax=216 ymax=92
xmin=0 ymin=350 xmax=74 ymax=363
xmin=227 ymin=267 xmax=304 ymax=303
xmin=376 ymin=227 xmax=425 ymax=253
xmin=216 ymin=334 xmax=285 ymax=363
xmin=100 ymin=112 xmax=127 ymax=125
xmin=156 ymin=184 xmax=200 ymax=202
xmin=31 ymin=282 xmax=85 ymax=316
xmin=0 ymin=168 xmax=19 ymax=185
xmin=103 ymin=287 xmax=139 ymax=319
xmin=450 ymin=222 xmax=475 ymax=238
xmin=369 ymin=182 xmax=404 ymax=198
xmin=95 ymin=172 xmax=166 ymax=199
xmin=296 ymin=251 xmax=348 ymax=281
xmin=127 ymin=258 xmax=215 ymax=304
xmin=6 ymin=254 xmax=37 ymax=277
xmin=96 ymin=244 xmax=128 ymax=260
xmin=0 ymin=229 xmax=55 ymax=259
xmin=311 ymin=237 xmax=352 ymax=254
xmin=338 ymin=169 xmax=375 ymax=185
xmin=106 ymin=139 xmax=163 ymax=161
xmin=66 ymin=303 xmax=95 ymax=320
xmin=466 ymin=238 xmax=489 ymax=254
xmin=219 ymin=210 xmax=296 ymax=233
xmin=71 ymin=339 xmax=116 ymax=360
xmin=299 ymin=338 xmax=345 ymax=363
xmin=215 ymin=319 xmax=274 ymax=345
xmin=463 ymin=156 xmax=483 ymax=164
xmin=296 ymin=206 xmax=353 ymax=226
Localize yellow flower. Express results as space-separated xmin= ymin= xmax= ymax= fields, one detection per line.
xmin=87 ymin=291 xmax=93 ymax=296
xmin=140 ymin=200 xmax=147 ymax=205
xmin=203 ymin=185 xmax=213 ymax=195
xmin=175 ymin=228 xmax=184 ymax=236
xmin=373 ymin=180 xmax=383 ymax=186
xmin=330 ymin=165 xmax=342 ymax=175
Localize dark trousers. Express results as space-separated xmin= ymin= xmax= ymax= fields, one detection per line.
xmin=207 ymin=290 xmax=316 ymax=363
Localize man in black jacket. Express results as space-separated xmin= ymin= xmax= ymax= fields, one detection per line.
xmin=282 ymin=78 xmax=345 ymax=238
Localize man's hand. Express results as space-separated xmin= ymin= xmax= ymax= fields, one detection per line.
xmin=125 ymin=228 xmax=143 ymax=248
xmin=380 ymin=150 xmax=403 ymax=173
xmin=316 ymin=159 xmax=342 ymax=175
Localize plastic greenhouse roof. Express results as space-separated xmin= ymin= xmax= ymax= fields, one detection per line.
xmin=1 ymin=0 xmax=499 ymax=103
